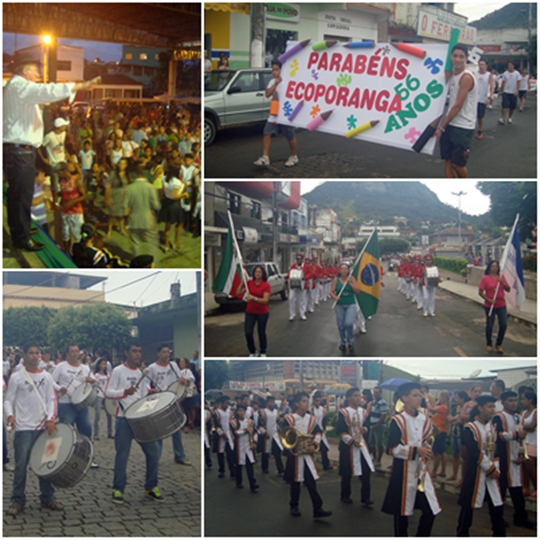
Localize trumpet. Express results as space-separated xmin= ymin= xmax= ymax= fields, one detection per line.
xmin=352 ymin=410 xmax=364 ymax=447
xmin=280 ymin=425 xmax=319 ymax=456
xmin=247 ymin=419 xmax=256 ymax=448
xmin=485 ymin=427 xmax=496 ymax=461
xmin=417 ymin=435 xmax=435 ymax=492
xmin=517 ymin=415 xmax=530 ymax=461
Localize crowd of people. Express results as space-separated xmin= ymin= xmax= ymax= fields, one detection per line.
xmin=2 ymin=341 xmax=201 ymax=514
xmin=205 ymin=380 xmax=537 ymax=536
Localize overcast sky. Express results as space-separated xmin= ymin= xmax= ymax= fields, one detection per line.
xmin=454 ymin=2 xmax=512 ymax=22
xmin=43 ymin=270 xmax=198 ymax=307
xmin=300 ymin=180 xmax=491 ymax=216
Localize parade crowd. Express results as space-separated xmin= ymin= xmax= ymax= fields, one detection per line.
xmin=205 ymin=381 xmax=537 ymax=536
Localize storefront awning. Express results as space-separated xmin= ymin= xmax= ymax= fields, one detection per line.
xmin=205 ymin=3 xmax=250 ymax=15
xmin=215 ymin=211 xmax=273 ymax=242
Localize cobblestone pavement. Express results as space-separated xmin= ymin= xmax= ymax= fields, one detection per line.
xmin=3 ymin=426 xmax=201 ymax=537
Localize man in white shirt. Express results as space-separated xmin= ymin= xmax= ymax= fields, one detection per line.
xmin=498 ymin=61 xmax=521 ymax=125
xmin=473 ymin=59 xmax=493 ymax=140
xmin=4 ymin=342 xmax=62 ymax=516
xmin=3 ymin=52 xmax=100 ymax=251
xmin=518 ymin=68 xmax=530 ymax=112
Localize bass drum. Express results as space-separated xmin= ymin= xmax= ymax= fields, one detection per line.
xmin=167 ymin=381 xmax=189 ymax=403
xmin=29 ymin=423 xmax=93 ymax=488
xmin=124 ymin=391 xmax=186 ymax=444
xmin=72 ymin=383 xmax=99 ymax=410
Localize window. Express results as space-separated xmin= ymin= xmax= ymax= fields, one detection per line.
xmin=125 ymin=53 xmax=133 ymax=60
xmin=230 ymin=72 xmax=261 ymax=93
xmin=144 ymin=67 xmax=154 ymax=77
xmin=139 ymin=53 xmax=147 ymax=60
xmin=155 ymin=54 xmax=160 ymax=60
xmin=57 ymin=60 xmax=71 ymax=71
xmin=251 ymin=201 xmax=261 ymax=220
xmin=267 ymin=265 xmax=276 ymax=277
xmin=133 ymin=66 xmax=143 ymax=76
xmin=228 ymin=193 xmax=241 ymax=215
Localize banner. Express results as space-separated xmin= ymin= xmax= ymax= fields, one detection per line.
xmin=229 ymin=381 xmax=286 ymax=391
xmin=276 ymin=40 xmax=449 ymax=154
xmin=499 ymin=214 xmax=526 ymax=313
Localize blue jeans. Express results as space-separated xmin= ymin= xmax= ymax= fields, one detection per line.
xmin=335 ymin=304 xmax=357 ymax=344
xmin=93 ymin=397 xmax=113 ymax=438
xmin=484 ymin=306 xmax=507 ymax=347
xmin=157 ymin=429 xmax=186 ymax=463
xmin=58 ymin=403 xmax=92 ymax=439
xmin=12 ymin=430 xmax=55 ymax=506
xmin=3 ymin=422 xmax=9 ymax=465
xmin=113 ymin=417 xmax=160 ymax=493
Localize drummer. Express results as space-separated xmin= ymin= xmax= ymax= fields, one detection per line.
xmin=52 ymin=343 xmax=99 ymax=469
xmin=147 ymin=344 xmax=191 ymax=466
xmin=105 ymin=340 xmax=163 ymax=504
xmin=4 ymin=342 xmax=63 ymax=516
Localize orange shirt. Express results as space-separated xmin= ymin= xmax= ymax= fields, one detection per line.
xmin=432 ymin=404 xmax=448 ymax=433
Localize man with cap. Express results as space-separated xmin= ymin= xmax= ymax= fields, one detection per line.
xmin=286 ymin=253 xmax=313 ymax=321
xmin=422 ymin=255 xmax=441 ymax=318
xmin=382 ymin=382 xmax=440 ymax=536
xmin=492 ymin=391 xmax=536 ymax=530
xmin=3 ymin=52 xmax=101 ymax=251
xmin=37 ymin=117 xmax=70 ymax=196
xmin=457 ymin=395 xmax=506 ymax=536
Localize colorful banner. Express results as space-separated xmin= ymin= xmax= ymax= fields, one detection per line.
xmin=229 ymin=381 xmax=286 ymax=391
xmin=276 ymin=40 xmax=449 ymax=154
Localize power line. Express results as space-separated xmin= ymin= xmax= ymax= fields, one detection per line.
xmin=134 ymin=273 xmax=160 ymax=306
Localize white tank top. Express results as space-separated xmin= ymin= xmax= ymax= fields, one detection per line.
xmin=449 ymin=70 xmax=477 ymax=130
xmin=474 ymin=71 xmax=491 ymax=103
xmin=523 ymin=409 xmax=537 ymax=446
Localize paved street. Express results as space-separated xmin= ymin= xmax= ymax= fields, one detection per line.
xmin=205 ymin=95 xmax=536 ymax=179
xmin=3 ymin=426 xmax=201 ymax=537
xmin=205 ymin=454 xmax=537 ymax=537
xmin=204 ymin=272 xmax=537 ymax=357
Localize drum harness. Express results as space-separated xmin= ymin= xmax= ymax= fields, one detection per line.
xmin=21 ymin=368 xmax=50 ymax=427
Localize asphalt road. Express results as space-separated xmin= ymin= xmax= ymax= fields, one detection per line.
xmin=3 ymin=423 xmax=201 ymax=537
xmin=204 ymin=458 xmax=537 ymax=537
xmin=204 ymin=272 xmax=537 ymax=358
xmin=204 ymin=95 xmax=537 ymax=179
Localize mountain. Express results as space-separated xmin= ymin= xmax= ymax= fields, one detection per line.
xmin=303 ymin=181 xmax=479 ymax=227
xmin=471 ymin=3 xmax=536 ymax=30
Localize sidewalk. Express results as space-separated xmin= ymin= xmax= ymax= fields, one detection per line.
xmin=439 ymin=279 xmax=537 ymax=327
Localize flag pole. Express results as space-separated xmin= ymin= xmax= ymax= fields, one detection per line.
xmin=488 ymin=213 xmax=519 ymax=317
xmin=332 ymin=228 xmax=376 ymax=309
xmin=227 ymin=210 xmax=249 ymax=295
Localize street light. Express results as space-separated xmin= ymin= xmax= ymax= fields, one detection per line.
xmin=42 ymin=35 xmax=52 ymax=83
xmin=451 ymin=191 xmax=467 ymax=250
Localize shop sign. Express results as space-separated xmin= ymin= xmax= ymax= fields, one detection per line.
xmin=243 ymin=227 xmax=259 ymax=244
xmin=417 ymin=9 xmax=476 ymax=45
xmin=266 ymin=3 xmax=300 ymax=22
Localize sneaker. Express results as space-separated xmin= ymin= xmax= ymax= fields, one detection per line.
xmin=519 ymin=107 xmax=523 ymax=112
xmin=476 ymin=132 xmax=484 ymax=140
xmin=249 ymin=353 xmax=257 ymax=357
xmin=259 ymin=353 xmax=267 ymax=357
xmin=253 ymin=156 xmax=270 ymax=166
xmin=508 ymin=118 xmax=512 ymax=124
xmin=360 ymin=327 xmax=367 ymax=334
xmin=90 ymin=461 xmax=99 ymax=469
xmin=3 ymin=463 xmax=14 ymax=472
xmin=112 ymin=490 xmax=124 ymax=505
xmin=41 ymin=499 xmax=63 ymax=511
xmin=145 ymin=487 xmax=164 ymax=502
xmin=498 ymin=118 xmax=505 ymax=124
xmin=176 ymin=460 xmax=192 ymax=466
xmin=285 ymin=155 xmax=299 ymax=167
xmin=6 ymin=502 xmax=23 ymax=516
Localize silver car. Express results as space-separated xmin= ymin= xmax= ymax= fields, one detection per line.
xmin=204 ymin=68 xmax=273 ymax=145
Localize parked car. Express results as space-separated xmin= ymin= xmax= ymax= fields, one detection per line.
xmin=204 ymin=68 xmax=273 ymax=145
xmin=214 ymin=261 xmax=287 ymax=307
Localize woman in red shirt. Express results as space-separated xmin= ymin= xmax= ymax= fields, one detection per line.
xmin=478 ymin=260 xmax=511 ymax=354
xmin=238 ymin=265 xmax=271 ymax=357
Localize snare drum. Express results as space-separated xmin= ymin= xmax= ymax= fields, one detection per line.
xmin=426 ymin=266 xmax=439 ymax=287
xmin=124 ymin=391 xmax=186 ymax=443
xmin=72 ymin=383 xmax=99 ymax=410
xmin=167 ymin=381 xmax=189 ymax=402
xmin=29 ymin=423 xmax=93 ymax=488
xmin=289 ymin=268 xmax=303 ymax=290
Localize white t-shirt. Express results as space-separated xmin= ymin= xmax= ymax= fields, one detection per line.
xmin=104 ymin=363 xmax=150 ymax=418
xmin=148 ymin=361 xmax=182 ymax=391
xmin=52 ymin=361 xmax=91 ymax=404
xmin=121 ymin=139 xmax=139 ymax=158
xmin=266 ymin=78 xmax=280 ymax=123
xmin=42 ymin=130 xmax=67 ymax=165
xmin=501 ymin=70 xmax=522 ymax=94
xmin=79 ymin=148 xmax=96 ymax=169
xmin=473 ymin=71 xmax=492 ymax=103
xmin=162 ymin=177 xmax=183 ymax=200
xmin=519 ymin=75 xmax=530 ymax=91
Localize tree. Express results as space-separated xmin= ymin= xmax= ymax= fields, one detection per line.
xmin=528 ymin=33 xmax=537 ymax=73
xmin=3 ymin=306 xmax=57 ymax=347
xmin=379 ymin=237 xmax=411 ymax=255
xmin=205 ymin=360 xmax=229 ymax=391
xmin=47 ymin=304 xmax=132 ymax=354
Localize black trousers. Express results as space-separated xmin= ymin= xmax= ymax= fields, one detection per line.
xmin=394 ymin=492 xmax=435 ymax=537
xmin=320 ymin=442 xmax=330 ymax=469
xmin=289 ymin=466 xmax=323 ymax=511
xmin=204 ymin=446 xmax=212 ymax=468
xmin=500 ymin=483 xmax=528 ymax=525
xmin=262 ymin=441 xmax=284 ymax=473
xmin=457 ymin=492 xmax=506 ymax=537
xmin=341 ymin=457 xmax=371 ymax=501
xmin=244 ymin=312 xmax=269 ymax=355
xmin=236 ymin=460 xmax=256 ymax=488
xmin=4 ymin=146 xmax=36 ymax=245
xmin=218 ymin=446 xmax=236 ymax=476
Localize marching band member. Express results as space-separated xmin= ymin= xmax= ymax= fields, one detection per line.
xmin=310 ymin=391 xmax=331 ymax=470
xmin=415 ymin=257 xmax=425 ymax=312
xmin=4 ymin=342 xmax=62 ymax=516
xmin=286 ymin=253 xmax=312 ymax=321
xmin=282 ymin=392 xmax=332 ymax=519
xmin=147 ymin=344 xmax=191 ymax=465
xmin=382 ymin=382 xmax=441 ymax=536
xmin=105 ymin=340 xmax=162 ymax=504
xmin=259 ymin=395 xmax=284 ymax=475
xmin=231 ymin=405 xmax=259 ymax=492
xmin=423 ymin=255 xmax=441 ymax=317
xmin=492 ymin=391 xmax=535 ymax=529
xmin=204 ymin=402 xmax=214 ymax=470
xmin=215 ymin=395 xmax=236 ymax=479
xmin=337 ymin=387 xmax=374 ymax=506
xmin=313 ymin=258 xmax=323 ymax=305
xmin=305 ymin=258 xmax=316 ymax=313
xmin=456 ymin=395 xmax=505 ymax=536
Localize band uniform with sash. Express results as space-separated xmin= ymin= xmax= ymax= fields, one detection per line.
xmin=258 ymin=397 xmax=284 ymax=474
xmin=230 ymin=405 xmax=259 ymax=491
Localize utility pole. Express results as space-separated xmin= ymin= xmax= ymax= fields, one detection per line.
xmin=272 ymin=182 xmax=279 ymax=267
xmin=250 ymin=3 xmax=265 ymax=68
xmin=452 ymin=191 xmax=466 ymax=250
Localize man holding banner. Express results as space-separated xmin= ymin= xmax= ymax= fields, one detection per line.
xmin=435 ymin=44 xmax=478 ymax=179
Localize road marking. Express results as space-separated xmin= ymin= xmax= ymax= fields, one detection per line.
xmin=265 ymin=476 xmax=279 ymax=487
xmin=434 ymin=326 xmax=446 ymax=337
xmin=453 ymin=347 xmax=467 ymax=357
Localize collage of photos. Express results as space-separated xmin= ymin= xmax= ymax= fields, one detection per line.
xmin=1 ymin=1 xmax=538 ymax=539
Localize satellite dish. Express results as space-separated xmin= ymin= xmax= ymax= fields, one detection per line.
xmin=469 ymin=369 xmax=481 ymax=378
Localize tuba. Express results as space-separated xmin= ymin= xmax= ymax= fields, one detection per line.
xmin=280 ymin=425 xmax=319 ymax=456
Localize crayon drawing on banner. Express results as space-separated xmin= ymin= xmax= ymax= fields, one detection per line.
xmin=277 ymin=41 xmax=449 ymax=155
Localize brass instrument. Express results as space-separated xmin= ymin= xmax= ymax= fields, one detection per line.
xmin=485 ymin=427 xmax=496 ymax=461
xmin=395 ymin=399 xmax=423 ymax=414
xmin=417 ymin=435 xmax=435 ymax=492
xmin=280 ymin=425 xmax=319 ymax=456
xmin=247 ymin=419 xmax=256 ymax=449
xmin=517 ymin=415 xmax=530 ymax=461
xmin=352 ymin=410 xmax=364 ymax=446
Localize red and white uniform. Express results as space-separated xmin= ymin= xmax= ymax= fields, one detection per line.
xmin=259 ymin=406 xmax=283 ymax=453
xmin=338 ymin=406 xmax=374 ymax=476
xmin=148 ymin=361 xmax=182 ymax=391
xmin=216 ymin=407 xmax=234 ymax=452
xmin=52 ymin=361 xmax=92 ymax=404
xmin=231 ymin=417 xmax=257 ymax=465
xmin=283 ymin=412 xmax=321 ymax=482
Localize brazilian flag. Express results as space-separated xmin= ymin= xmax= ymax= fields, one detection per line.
xmin=351 ymin=230 xmax=381 ymax=318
